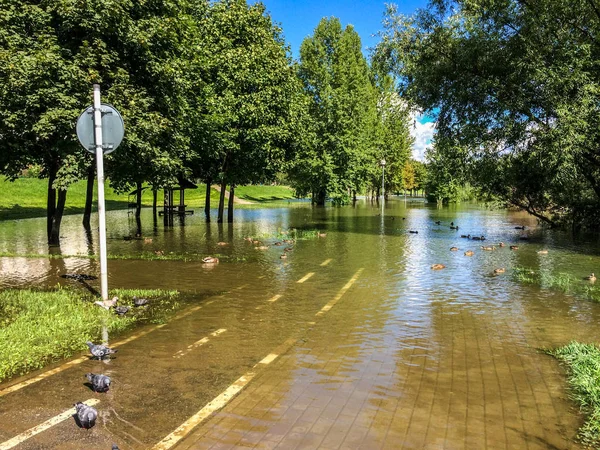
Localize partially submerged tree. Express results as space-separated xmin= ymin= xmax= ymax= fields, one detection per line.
xmin=375 ymin=0 xmax=600 ymax=228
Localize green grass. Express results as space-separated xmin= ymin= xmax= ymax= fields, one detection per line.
xmin=0 ymin=287 xmax=179 ymax=382
xmin=235 ymin=185 xmax=296 ymax=202
xmin=545 ymin=342 xmax=600 ymax=446
xmin=512 ymin=267 xmax=600 ymax=302
xmin=0 ymin=177 xmax=298 ymax=220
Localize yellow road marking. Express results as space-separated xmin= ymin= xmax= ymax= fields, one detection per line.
xmin=320 ymin=258 xmax=332 ymax=266
xmin=0 ymin=287 xmax=246 ymax=397
xmin=316 ymin=268 xmax=364 ymax=316
xmin=152 ymin=373 xmax=257 ymax=449
xmin=297 ymin=272 xmax=315 ymax=283
xmin=0 ymin=398 xmax=100 ymax=450
xmin=173 ymin=329 xmax=227 ymax=359
xmin=153 ymin=338 xmax=299 ymax=449
xmin=268 ymin=294 xmax=282 ymax=303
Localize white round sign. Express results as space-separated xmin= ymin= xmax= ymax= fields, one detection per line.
xmin=76 ymin=103 xmax=124 ymax=154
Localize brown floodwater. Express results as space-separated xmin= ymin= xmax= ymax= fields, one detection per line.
xmin=1 ymin=199 xmax=600 ymax=449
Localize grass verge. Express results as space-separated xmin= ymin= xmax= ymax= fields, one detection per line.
xmin=0 ymin=178 xmax=298 ymax=220
xmin=0 ymin=287 xmax=179 ymax=383
xmin=545 ymin=342 xmax=600 ymax=446
xmin=513 ymin=267 xmax=600 ymax=302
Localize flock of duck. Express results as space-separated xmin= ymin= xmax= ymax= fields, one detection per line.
xmin=423 ymin=221 xmax=596 ymax=281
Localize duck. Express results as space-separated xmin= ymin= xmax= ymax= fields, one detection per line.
xmin=515 ymin=226 xmax=526 ymax=230
xmin=481 ymin=246 xmax=495 ymax=251
xmin=143 ymin=237 xmax=153 ymax=244
xmin=493 ymin=268 xmax=506 ymax=274
xmin=435 ymin=221 xmax=441 ymax=225
xmin=460 ymin=234 xmax=470 ymax=239
xmin=255 ymin=246 xmax=269 ymax=250
xmin=450 ymin=222 xmax=454 ymax=226
xmin=471 ymin=236 xmax=482 ymax=241
xmin=585 ymin=273 xmax=597 ymax=282
xmin=318 ymin=232 xmax=327 ymax=238
xmin=154 ymin=250 xmax=164 ymax=256
xmin=252 ymin=240 xmax=261 ymax=245
xmin=280 ymin=254 xmax=287 ymax=259
xmin=409 ymin=230 xmax=418 ymax=234
xmin=284 ymin=247 xmax=293 ymax=252
xmin=510 ymin=245 xmax=519 ymax=250
xmin=217 ymin=242 xmax=228 ymax=246
xmin=537 ymin=250 xmax=548 ymax=254
xmin=498 ymin=242 xmax=505 ymax=247
xmin=431 ymin=264 xmax=446 ymax=270
xmin=244 ymin=237 xmax=253 ymax=242
xmin=274 ymin=242 xmax=283 ymax=246
xmin=450 ymin=247 xmax=458 ymax=251
xmin=450 ymin=225 xmax=459 ymax=230
xmin=202 ymin=256 xmax=219 ymax=264
xmin=464 ymin=250 xmax=474 ymax=257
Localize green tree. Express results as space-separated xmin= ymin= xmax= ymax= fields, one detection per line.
xmin=376 ymin=0 xmax=600 ymax=228
xmin=292 ymin=17 xmax=378 ymax=205
xmin=0 ymin=0 xmax=197 ymax=244
xmin=187 ymin=0 xmax=301 ymax=222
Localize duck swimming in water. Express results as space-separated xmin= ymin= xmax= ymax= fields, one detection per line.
xmin=202 ymin=256 xmax=219 ymax=264
xmin=585 ymin=273 xmax=597 ymax=282
xmin=431 ymin=264 xmax=446 ymax=270
xmin=464 ymin=250 xmax=474 ymax=256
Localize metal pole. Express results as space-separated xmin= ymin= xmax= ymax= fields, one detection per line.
xmin=93 ymin=84 xmax=109 ymax=301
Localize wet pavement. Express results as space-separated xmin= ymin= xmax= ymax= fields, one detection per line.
xmin=1 ymin=199 xmax=600 ymax=448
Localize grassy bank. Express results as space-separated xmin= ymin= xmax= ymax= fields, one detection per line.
xmin=0 ymin=177 xmax=297 ymax=220
xmin=545 ymin=342 xmax=600 ymax=446
xmin=0 ymin=288 xmax=178 ymax=383
xmin=513 ymin=267 xmax=600 ymax=303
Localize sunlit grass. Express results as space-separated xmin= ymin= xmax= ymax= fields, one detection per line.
xmin=513 ymin=267 xmax=600 ymax=302
xmin=545 ymin=342 xmax=600 ymax=446
xmin=0 ymin=287 xmax=179 ymax=382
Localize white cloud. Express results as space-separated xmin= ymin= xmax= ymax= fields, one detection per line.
xmin=409 ymin=114 xmax=436 ymax=161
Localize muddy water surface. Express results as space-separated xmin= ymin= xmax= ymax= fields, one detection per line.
xmin=0 ymin=200 xmax=600 ymax=448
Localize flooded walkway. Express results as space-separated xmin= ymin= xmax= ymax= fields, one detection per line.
xmin=0 ymin=200 xmax=599 ymax=448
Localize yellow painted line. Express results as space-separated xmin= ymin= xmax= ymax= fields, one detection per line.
xmin=0 ymin=398 xmax=100 ymax=450
xmin=0 ymin=286 xmax=248 ymax=397
xmin=320 ymin=258 xmax=332 ymax=266
xmin=259 ymin=353 xmax=278 ymax=365
xmin=316 ymin=268 xmax=364 ymax=317
xmin=152 ymin=373 xmax=257 ymax=450
xmin=173 ymin=329 xmax=227 ymax=359
xmin=153 ymin=338 xmax=299 ymax=449
xmin=268 ymin=294 xmax=282 ymax=303
xmin=297 ymin=272 xmax=315 ymax=283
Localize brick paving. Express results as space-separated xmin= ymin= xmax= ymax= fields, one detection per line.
xmin=176 ymin=278 xmax=584 ymax=450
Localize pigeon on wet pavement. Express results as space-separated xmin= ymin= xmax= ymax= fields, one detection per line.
xmin=74 ymin=402 xmax=98 ymax=429
xmin=86 ymin=373 xmax=111 ymax=392
xmin=86 ymin=341 xmax=118 ymax=359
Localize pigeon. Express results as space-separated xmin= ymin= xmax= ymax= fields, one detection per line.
xmin=95 ymin=296 xmax=118 ymax=310
xmin=113 ymin=305 xmax=130 ymax=315
xmin=74 ymin=402 xmax=98 ymax=429
xmin=133 ymin=296 xmax=149 ymax=307
xmin=86 ymin=341 xmax=118 ymax=359
xmin=86 ymin=373 xmax=111 ymax=392
xmin=112 ymin=445 xmax=120 ymax=450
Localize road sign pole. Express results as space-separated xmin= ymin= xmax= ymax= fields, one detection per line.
xmin=93 ymin=84 xmax=109 ymax=301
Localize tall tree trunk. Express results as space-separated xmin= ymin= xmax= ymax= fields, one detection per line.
xmin=315 ymin=189 xmax=326 ymax=206
xmin=217 ymin=178 xmax=227 ymax=223
xmin=49 ymin=189 xmax=67 ymax=246
xmin=135 ymin=181 xmax=142 ymax=219
xmin=205 ymin=180 xmax=211 ymax=222
xmin=47 ymin=161 xmax=57 ymax=244
xmin=227 ymin=184 xmax=235 ymax=223
xmin=82 ymin=162 xmax=95 ymax=229
xmin=352 ymin=190 xmax=357 ymax=202
xmin=152 ymin=188 xmax=157 ymax=218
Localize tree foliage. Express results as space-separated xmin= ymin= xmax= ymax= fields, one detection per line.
xmin=376 ymin=0 xmax=600 ymax=228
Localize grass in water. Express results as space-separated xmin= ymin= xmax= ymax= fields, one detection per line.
xmin=0 ymin=287 xmax=179 ymax=383
xmin=545 ymin=342 xmax=600 ymax=446
xmin=513 ymin=267 xmax=600 ymax=302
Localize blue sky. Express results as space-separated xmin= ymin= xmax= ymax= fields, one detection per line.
xmin=260 ymin=0 xmax=434 ymax=160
